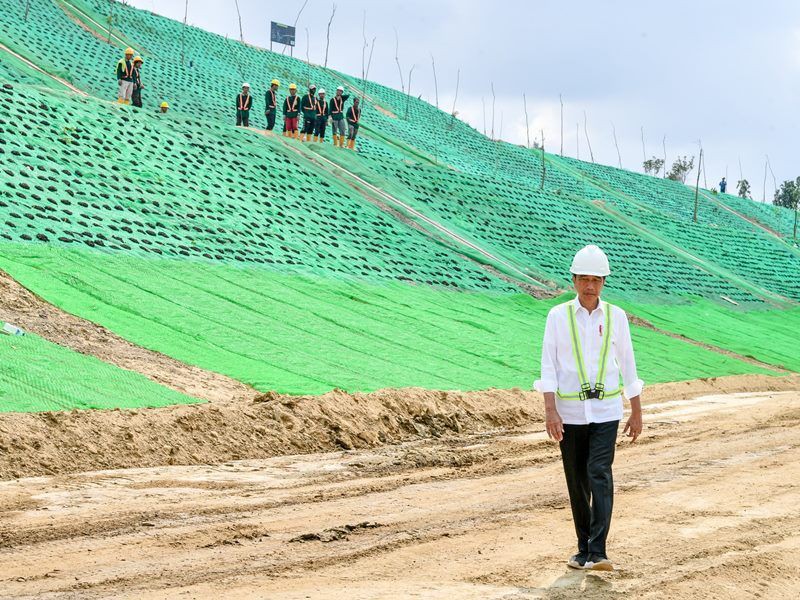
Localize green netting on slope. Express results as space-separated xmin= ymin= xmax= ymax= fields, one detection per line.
xmin=0 ymin=330 xmax=199 ymax=412
xmin=317 ymin=144 xmax=765 ymax=304
xmin=0 ymin=82 xmax=511 ymax=293
xmin=0 ymin=243 xmax=774 ymax=396
xmin=715 ymin=190 xmax=798 ymax=239
xmin=552 ymin=155 xmax=800 ymax=302
xmin=617 ymin=298 xmax=800 ymax=373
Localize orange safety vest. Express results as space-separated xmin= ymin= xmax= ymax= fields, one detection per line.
xmin=238 ymin=93 xmax=252 ymax=111
xmin=286 ymin=95 xmax=299 ymax=111
xmin=315 ymin=98 xmax=329 ymax=117
xmin=347 ymin=106 xmax=361 ymax=124
xmin=267 ymin=89 xmax=277 ymax=109
xmin=331 ymin=96 xmax=344 ymax=115
xmin=118 ymin=59 xmax=133 ymax=79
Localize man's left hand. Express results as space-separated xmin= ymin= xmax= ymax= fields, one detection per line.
xmin=623 ymin=410 xmax=642 ymax=442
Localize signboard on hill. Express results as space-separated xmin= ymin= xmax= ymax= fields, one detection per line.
xmin=270 ymin=22 xmax=295 ymax=47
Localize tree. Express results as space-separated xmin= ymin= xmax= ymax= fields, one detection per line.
xmin=666 ymin=156 xmax=694 ymax=183
xmin=643 ymin=156 xmax=665 ymax=176
xmin=773 ymin=177 xmax=800 ymax=209
xmin=737 ymin=179 xmax=751 ymax=199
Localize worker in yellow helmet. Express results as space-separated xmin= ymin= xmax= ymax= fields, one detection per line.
xmin=157 ymin=101 xmax=169 ymax=114
xmin=283 ymin=83 xmax=300 ymax=138
xmin=116 ymin=48 xmax=136 ymax=104
xmin=131 ymin=56 xmax=144 ymax=108
xmin=264 ymin=79 xmax=280 ymax=131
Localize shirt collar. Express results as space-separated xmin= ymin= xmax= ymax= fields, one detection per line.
xmin=572 ymin=295 xmax=603 ymax=315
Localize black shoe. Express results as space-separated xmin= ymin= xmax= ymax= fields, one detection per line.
xmin=585 ymin=554 xmax=614 ymax=571
xmin=567 ymin=552 xmax=589 ymax=569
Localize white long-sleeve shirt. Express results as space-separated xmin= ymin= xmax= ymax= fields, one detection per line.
xmin=534 ymin=296 xmax=643 ymax=425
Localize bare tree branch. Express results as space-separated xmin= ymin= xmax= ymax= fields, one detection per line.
xmin=612 ymin=122 xmax=622 ymax=168
xmin=449 ymin=67 xmax=460 ymax=129
xmin=640 ymin=126 xmax=646 ymax=169
xmin=107 ymin=0 xmax=115 ymax=44
xmin=285 ymin=0 xmax=309 ymax=56
xmin=584 ymin=110 xmax=594 ymax=162
xmin=430 ymin=53 xmax=439 ymax=110
xmin=559 ymin=93 xmax=564 ymax=156
xmin=481 ymin=97 xmax=486 ymax=135
xmin=523 ymin=94 xmax=530 ymax=149
xmin=662 ymin=135 xmax=667 ymax=178
xmin=324 ymin=3 xmax=336 ymax=68
xmin=540 ymin=129 xmax=546 ymax=190
xmin=361 ymin=35 xmax=376 ymax=107
xmin=393 ymin=28 xmax=405 ymax=93
xmin=233 ymin=0 xmax=244 ymax=43
xmin=404 ymin=64 xmax=415 ymax=120
xmin=490 ymin=82 xmax=496 ymax=140
xmin=693 ymin=148 xmax=703 ymax=222
xmin=180 ymin=0 xmax=188 ymax=63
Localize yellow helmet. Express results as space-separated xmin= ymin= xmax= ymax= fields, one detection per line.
xmin=133 ymin=56 xmax=143 ymax=63
xmin=124 ymin=47 xmax=134 ymax=55
xmin=160 ymin=101 xmax=169 ymax=108
xmin=271 ymin=79 xmax=280 ymax=86
xmin=288 ymin=83 xmax=297 ymax=90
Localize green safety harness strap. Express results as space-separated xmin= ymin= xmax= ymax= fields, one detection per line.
xmin=557 ymin=302 xmax=622 ymax=401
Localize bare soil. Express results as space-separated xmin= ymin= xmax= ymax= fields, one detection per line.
xmin=0 ymin=387 xmax=798 ymax=599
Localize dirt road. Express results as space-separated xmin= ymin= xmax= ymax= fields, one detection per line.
xmin=1 ymin=389 xmax=799 ymax=599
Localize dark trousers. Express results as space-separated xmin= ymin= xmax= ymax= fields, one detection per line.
xmin=265 ymin=109 xmax=276 ymax=130
xmin=314 ymin=115 xmax=327 ymax=139
xmin=236 ymin=109 xmax=250 ymax=127
xmin=559 ymin=420 xmax=618 ymax=557
xmin=302 ymin=115 xmax=316 ymax=135
xmin=131 ymin=87 xmax=142 ymax=108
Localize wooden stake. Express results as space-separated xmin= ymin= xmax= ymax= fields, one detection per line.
xmin=693 ymin=149 xmax=703 ymax=222
xmin=180 ymin=0 xmax=188 ymax=63
xmin=490 ymin=82 xmax=496 ymax=141
xmin=323 ymin=4 xmax=336 ymax=68
xmin=540 ymin=129 xmax=546 ymax=190
xmin=404 ymin=64 xmax=415 ymax=120
xmin=612 ymin=122 xmax=622 ymax=168
xmin=559 ymin=93 xmax=564 ymax=156
xmin=430 ymin=53 xmax=439 ymax=110
xmin=449 ymin=68 xmax=460 ymax=130
xmin=393 ymin=28 xmax=404 ymax=93
xmin=662 ymin=135 xmax=667 ymax=178
xmin=233 ymin=0 xmax=243 ymax=43
xmin=640 ymin=126 xmax=646 ymax=170
xmin=583 ymin=111 xmax=594 ymax=162
xmin=523 ymin=94 xmax=530 ymax=149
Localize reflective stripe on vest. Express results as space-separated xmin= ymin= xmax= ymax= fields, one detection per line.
xmin=316 ymin=99 xmax=328 ymax=116
xmin=267 ymin=90 xmax=277 ymax=108
xmin=118 ymin=59 xmax=133 ymax=79
xmin=348 ymin=108 xmax=360 ymax=123
xmin=556 ymin=302 xmax=621 ymax=401
xmin=286 ymin=95 xmax=299 ymax=111
xmin=332 ymin=96 xmax=344 ymax=114
xmin=238 ymin=94 xmax=251 ymax=110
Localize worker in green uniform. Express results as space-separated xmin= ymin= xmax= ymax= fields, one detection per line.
xmin=313 ymin=89 xmax=329 ymax=142
xmin=346 ymin=97 xmax=361 ymax=150
xmin=236 ymin=83 xmax=253 ymax=127
xmin=116 ymin=47 xmax=136 ymax=104
xmin=265 ymin=79 xmax=279 ymax=131
xmin=300 ymin=84 xmax=317 ymax=142
xmin=131 ymin=56 xmax=144 ymax=108
xmin=330 ymin=86 xmax=350 ymax=148
xmin=283 ymin=83 xmax=300 ymax=138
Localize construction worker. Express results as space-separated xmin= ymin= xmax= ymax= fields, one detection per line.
xmin=157 ymin=101 xmax=169 ymax=114
xmin=313 ymin=89 xmax=329 ymax=142
xmin=719 ymin=177 xmax=727 ymax=193
xmin=535 ymin=245 xmax=643 ymax=573
xmin=236 ymin=83 xmax=253 ymax=127
xmin=116 ymin=47 xmax=136 ymax=104
xmin=300 ymin=84 xmax=318 ymax=141
xmin=282 ymin=83 xmax=300 ymax=138
xmin=330 ymin=86 xmax=350 ymax=147
xmin=131 ymin=56 xmax=144 ymax=108
xmin=265 ymin=79 xmax=279 ymax=131
xmin=346 ymin=97 xmax=361 ymax=150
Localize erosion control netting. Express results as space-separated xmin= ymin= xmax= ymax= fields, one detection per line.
xmin=0 ymin=327 xmax=199 ymax=412
xmin=0 ymin=244 xmax=775 ymax=398
xmin=0 ymin=83 xmax=513 ymax=292
xmin=715 ymin=191 xmax=798 ymax=239
xmin=553 ymin=155 xmax=800 ymax=302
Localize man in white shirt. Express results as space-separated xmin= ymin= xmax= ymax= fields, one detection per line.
xmin=535 ymin=244 xmax=643 ymax=571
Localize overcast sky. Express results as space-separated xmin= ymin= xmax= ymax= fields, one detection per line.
xmin=129 ymin=0 xmax=800 ymax=198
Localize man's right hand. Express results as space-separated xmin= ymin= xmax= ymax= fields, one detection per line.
xmin=545 ymin=407 xmax=564 ymax=442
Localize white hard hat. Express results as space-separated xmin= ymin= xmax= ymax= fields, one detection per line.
xmin=242 ymin=82 xmax=250 ymax=88
xmin=336 ymin=86 xmax=344 ymax=92
xmin=318 ymin=88 xmax=326 ymax=94
xmin=570 ymin=245 xmax=610 ymax=277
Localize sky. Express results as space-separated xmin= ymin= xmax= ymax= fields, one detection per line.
xmin=128 ymin=0 xmax=800 ymax=199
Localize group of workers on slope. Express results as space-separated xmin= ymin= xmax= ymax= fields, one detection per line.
xmin=115 ymin=48 xmax=169 ymax=114
xmin=237 ymin=80 xmax=362 ymax=149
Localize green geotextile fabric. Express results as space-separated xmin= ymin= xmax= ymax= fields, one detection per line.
xmin=0 ymin=330 xmax=199 ymax=412
xmin=0 ymin=244 xmax=775 ymax=396
xmin=619 ymin=298 xmax=800 ymax=373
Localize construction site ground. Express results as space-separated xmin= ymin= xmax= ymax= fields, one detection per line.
xmin=1 ymin=376 xmax=799 ymax=599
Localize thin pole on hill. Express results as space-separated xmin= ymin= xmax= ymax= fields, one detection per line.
xmin=180 ymin=0 xmax=188 ymax=64
xmin=107 ymin=0 xmax=114 ymax=44
xmin=794 ymin=200 xmax=798 ymax=240
xmin=233 ymin=0 xmax=244 ymax=43
xmin=662 ymin=135 xmax=667 ymax=178
xmin=393 ymin=28 xmax=405 ymax=93
xmin=431 ymin=53 xmax=439 ymax=110
xmin=490 ymin=82 xmax=496 ymax=141
xmin=523 ymin=94 xmax=530 ymax=149
xmin=449 ymin=67 xmax=460 ymax=130
xmin=499 ymin=112 xmax=504 ymax=141
xmin=404 ymin=64 xmax=415 ymax=120
xmin=559 ymin=93 xmax=564 ymax=156
xmin=361 ymin=11 xmax=367 ymax=89
xmin=698 ymin=140 xmax=707 ymax=189
xmin=767 ymin=155 xmax=777 ymax=199
xmin=24 ymin=0 xmax=30 ymax=21
xmin=324 ymin=4 xmax=337 ymax=68
xmin=693 ymin=148 xmax=703 ymax=223
xmin=611 ymin=122 xmax=622 ymax=168
xmin=762 ymin=156 xmax=768 ymax=203
xmin=583 ymin=111 xmax=594 ymax=162
xmin=304 ymin=27 xmax=310 ymax=85
xmin=540 ymin=129 xmax=546 ymax=190
xmin=481 ymin=97 xmax=486 ymax=136
xmin=738 ymin=156 xmax=743 ymax=182
xmin=287 ymin=0 xmax=309 ymax=57
xmin=576 ymin=122 xmax=580 ymax=160
xmin=361 ymin=36 xmax=376 ymax=107
xmin=640 ymin=126 xmax=646 ymax=169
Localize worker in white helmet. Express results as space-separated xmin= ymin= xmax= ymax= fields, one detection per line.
xmin=329 ymin=86 xmax=350 ymax=147
xmin=534 ymin=244 xmax=643 ymax=572
xmin=312 ymin=89 xmax=329 ymax=142
xmin=236 ymin=83 xmax=253 ymax=127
